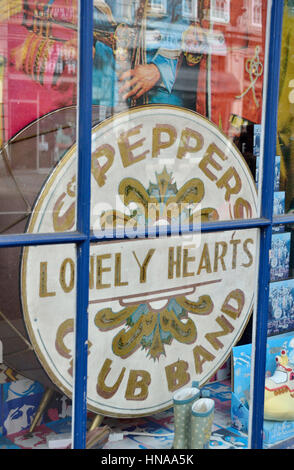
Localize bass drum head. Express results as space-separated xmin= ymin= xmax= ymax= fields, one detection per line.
xmin=0 ymin=105 xmax=102 ymax=389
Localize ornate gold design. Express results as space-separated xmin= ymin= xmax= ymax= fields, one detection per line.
xmin=94 ymin=169 xmax=219 ymax=360
xmin=100 ymin=169 xmax=219 ymax=231
xmin=94 ymin=300 xmax=202 ymax=360
xmin=236 ymin=46 xmax=263 ymax=108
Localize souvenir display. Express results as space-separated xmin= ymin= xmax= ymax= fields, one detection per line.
xmin=268 ymin=279 xmax=294 ymax=336
xmin=232 ymin=333 xmax=294 ymax=446
xmin=270 ymin=232 xmax=291 ymax=282
xmin=255 ymin=155 xmax=281 ymax=191
xmin=264 ymin=348 xmax=294 ymax=421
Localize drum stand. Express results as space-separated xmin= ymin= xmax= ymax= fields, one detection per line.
xmin=89 ymin=413 xmax=104 ymax=431
xmin=27 ymin=388 xmax=54 ymax=435
xmin=27 ymin=388 xmax=104 ymax=435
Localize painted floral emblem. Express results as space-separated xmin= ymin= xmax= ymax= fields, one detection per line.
xmin=94 ymin=168 xmax=218 ymax=360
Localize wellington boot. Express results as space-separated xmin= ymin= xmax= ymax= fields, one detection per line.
xmin=190 ymin=398 xmax=214 ymax=449
xmin=172 ymin=386 xmax=200 ymax=449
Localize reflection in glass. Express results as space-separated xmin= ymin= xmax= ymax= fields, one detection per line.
xmin=0 ymin=1 xmax=79 ymax=234
xmin=277 ymin=1 xmax=294 ymax=215
xmin=0 ymin=245 xmax=73 ymax=448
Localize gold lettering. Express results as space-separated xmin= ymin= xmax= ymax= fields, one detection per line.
xmin=216 ymin=167 xmax=242 ymax=201
xmin=59 ymin=258 xmax=75 ymax=293
xmin=114 ymin=253 xmax=128 ymax=287
xmin=118 ymin=124 xmax=148 ymax=167
xmin=213 ymin=241 xmax=227 ymax=272
xmin=165 ymin=360 xmax=190 ymax=392
xmin=97 ymin=358 xmax=126 ymax=399
xmin=152 ymin=124 xmax=177 ymax=158
xmin=125 ymin=370 xmax=151 ymax=401
xmin=55 ymin=318 xmax=73 ymax=358
xmin=39 ymin=262 xmax=56 ymax=297
xmin=205 ymin=315 xmax=234 ymax=351
xmin=193 ymin=345 xmax=215 ymax=375
xmin=52 ymin=193 xmax=75 ymax=232
xmin=196 ymin=243 xmax=212 ymax=274
xmin=183 ymin=244 xmax=195 ymax=277
xmin=233 ymin=197 xmax=253 ymax=219
xmin=198 ymin=143 xmax=227 ymax=181
xmin=132 ymin=248 xmax=155 ymax=283
xmin=230 ymin=238 xmax=241 ymax=269
xmin=96 ymin=254 xmax=111 ymax=289
xmin=91 ymin=144 xmax=115 ymax=188
xmin=242 ymin=238 xmax=254 ymax=267
xmin=176 ymin=127 xmax=203 ymax=159
xmin=221 ymin=289 xmax=245 ymax=320
xmin=168 ymin=246 xmax=182 ymax=279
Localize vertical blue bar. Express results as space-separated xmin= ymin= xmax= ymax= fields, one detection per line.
xmin=72 ymin=0 xmax=93 ymax=449
xmin=250 ymin=0 xmax=284 ymax=449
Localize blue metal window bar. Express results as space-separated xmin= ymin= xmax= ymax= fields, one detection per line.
xmin=0 ymin=0 xmax=287 ymax=450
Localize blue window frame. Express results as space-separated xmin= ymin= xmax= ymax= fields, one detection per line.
xmin=0 ymin=0 xmax=287 ymax=449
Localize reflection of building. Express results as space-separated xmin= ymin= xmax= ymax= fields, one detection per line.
xmin=0 ymin=0 xmax=78 ymax=154
xmin=0 ymin=0 xmax=266 ymax=169
xmin=195 ymin=0 xmax=266 ymax=134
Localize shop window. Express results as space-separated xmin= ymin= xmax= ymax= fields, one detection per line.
xmin=0 ymin=0 xmax=291 ymax=452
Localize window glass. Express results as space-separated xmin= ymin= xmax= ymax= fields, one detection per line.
xmin=91 ymin=0 xmax=267 ymax=236
xmin=0 ymin=245 xmax=74 ymax=447
xmin=0 ymin=1 xmax=78 ymax=234
xmin=260 ymin=2 xmax=294 ymax=447
xmin=276 ymin=0 xmax=294 ymax=216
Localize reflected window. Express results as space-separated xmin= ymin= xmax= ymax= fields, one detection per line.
xmin=210 ymin=0 xmax=230 ymax=23
xmin=252 ymin=0 xmax=262 ymax=27
xmin=182 ymin=0 xmax=198 ymax=20
xmin=148 ymin=0 xmax=167 ymax=15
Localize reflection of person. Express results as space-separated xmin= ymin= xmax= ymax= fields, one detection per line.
xmin=92 ymin=0 xmax=189 ymax=111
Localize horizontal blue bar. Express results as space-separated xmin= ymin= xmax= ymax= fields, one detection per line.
xmin=0 ymin=217 xmax=273 ymax=248
xmin=272 ymin=214 xmax=294 ymax=225
xmin=0 ymin=231 xmax=87 ymax=248
xmin=89 ymin=218 xmax=271 ymax=243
